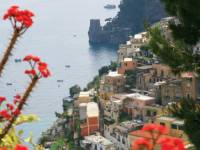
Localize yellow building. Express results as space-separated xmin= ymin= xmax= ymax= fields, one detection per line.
xmin=100 ymin=71 xmax=125 ymax=100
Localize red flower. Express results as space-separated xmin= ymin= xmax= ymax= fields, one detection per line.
xmin=40 ymin=68 xmax=51 ymax=78
xmin=32 ymin=56 xmax=40 ymax=62
xmin=158 ymin=137 xmax=185 ymax=150
xmin=132 ymin=138 xmax=152 ymax=150
xmin=14 ymin=144 xmax=28 ymax=150
xmin=0 ymin=96 xmax=6 ymax=104
xmin=142 ymin=124 xmax=169 ymax=134
xmin=6 ymin=103 xmax=14 ymax=110
xmin=0 ymin=109 xmax=11 ymax=120
xmin=25 ymin=69 xmax=36 ymax=76
xmin=23 ymin=55 xmax=33 ymax=61
xmin=142 ymin=123 xmax=157 ymax=132
xmin=14 ymin=94 xmax=21 ymax=104
xmin=0 ymin=148 xmax=7 ymax=150
xmin=14 ymin=94 xmax=21 ymax=99
xmin=38 ymin=62 xmax=48 ymax=69
xmin=3 ymin=5 xmax=34 ymax=28
xmin=38 ymin=62 xmax=51 ymax=78
xmin=13 ymin=109 xmax=21 ymax=116
xmin=24 ymin=55 xmax=51 ymax=78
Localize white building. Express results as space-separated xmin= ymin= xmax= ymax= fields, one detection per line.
xmin=104 ymin=121 xmax=143 ymax=150
xmin=81 ymin=133 xmax=115 ymax=150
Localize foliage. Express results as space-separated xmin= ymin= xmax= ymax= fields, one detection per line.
xmin=98 ymin=61 xmax=118 ymax=76
xmin=161 ymin=0 xmax=200 ymax=45
xmin=148 ymin=0 xmax=200 ymax=149
xmin=124 ymin=70 xmax=137 ymax=90
xmin=148 ymin=0 xmax=200 ymax=75
xmin=148 ymin=27 xmax=199 ymax=75
xmin=92 ymin=95 xmax=99 ymax=103
xmin=69 ymin=85 xmax=81 ymax=98
xmin=87 ymin=76 xmax=100 ymax=90
xmin=119 ymin=111 xmax=132 ymax=122
xmin=50 ymin=138 xmax=66 ymax=150
xmin=169 ymin=99 xmax=200 ymax=149
xmin=98 ymin=66 xmax=110 ymax=76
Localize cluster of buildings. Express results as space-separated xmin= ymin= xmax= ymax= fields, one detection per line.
xmin=63 ymin=17 xmax=200 ymax=150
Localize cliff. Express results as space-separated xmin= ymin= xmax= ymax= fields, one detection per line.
xmin=88 ymin=0 xmax=166 ymax=45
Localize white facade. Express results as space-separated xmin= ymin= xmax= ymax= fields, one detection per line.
xmin=104 ymin=121 xmax=143 ymax=150
xmin=81 ymin=134 xmax=115 ymax=150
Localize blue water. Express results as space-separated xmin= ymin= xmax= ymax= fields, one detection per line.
xmin=0 ymin=0 xmax=119 ymax=142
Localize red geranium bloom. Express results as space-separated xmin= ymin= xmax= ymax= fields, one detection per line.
xmin=24 ymin=55 xmax=51 ymax=78
xmin=158 ymin=137 xmax=185 ymax=150
xmin=142 ymin=124 xmax=169 ymax=134
xmin=6 ymin=103 xmax=14 ymax=110
xmin=23 ymin=55 xmax=33 ymax=61
xmin=0 ymin=96 xmax=6 ymax=104
xmin=0 ymin=148 xmax=7 ymax=150
xmin=132 ymin=138 xmax=152 ymax=150
xmin=14 ymin=144 xmax=28 ymax=150
xmin=14 ymin=94 xmax=21 ymax=99
xmin=13 ymin=108 xmax=21 ymax=116
xmin=38 ymin=62 xmax=51 ymax=78
xmin=32 ymin=56 xmax=40 ymax=62
xmin=142 ymin=123 xmax=157 ymax=132
xmin=25 ymin=69 xmax=36 ymax=76
xmin=0 ymin=109 xmax=11 ymax=120
xmin=3 ymin=5 xmax=34 ymax=28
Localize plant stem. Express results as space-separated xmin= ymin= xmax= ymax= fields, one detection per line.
xmin=0 ymin=29 xmax=20 ymax=76
xmin=0 ymin=76 xmax=39 ymax=143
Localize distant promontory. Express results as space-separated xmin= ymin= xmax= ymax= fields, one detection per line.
xmin=88 ymin=0 xmax=166 ymax=45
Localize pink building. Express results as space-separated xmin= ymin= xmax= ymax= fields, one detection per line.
xmin=123 ymin=93 xmax=155 ymax=120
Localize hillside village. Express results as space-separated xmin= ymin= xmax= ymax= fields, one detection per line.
xmin=41 ymin=17 xmax=200 ymax=150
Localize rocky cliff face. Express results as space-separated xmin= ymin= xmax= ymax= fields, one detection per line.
xmin=88 ymin=0 xmax=166 ymax=45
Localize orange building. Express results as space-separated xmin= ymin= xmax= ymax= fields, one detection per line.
xmin=118 ymin=58 xmax=137 ymax=74
xmin=79 ymin=102 xmax=100 ymax=136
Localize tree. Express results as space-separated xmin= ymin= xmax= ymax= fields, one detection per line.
xmin=125 ymin=70 xmax=137 ymax=90
xmin=161 ymin=0 xmax=200 ymax=45
xmin=149 ymin=0 xmax=200 ymax=75
xmin=69 ymin=85 xmax=81 ymax=98
xmin=148 ymin=0 xmax=200 ymax=148
xmin=170 ymin=99 xmax=200 ymax=149
xmin=98 ymin=61 xmax=118 ymax=76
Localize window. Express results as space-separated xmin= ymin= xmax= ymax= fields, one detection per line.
xmin=178 ymin=125 xmax=184 ymax=131
xmin=171 ymin=124 xmax=177 ymax=129
xmin=161 ymin=70 xmax=164 ymax=77
xmin=153 ymin=112 xmax=157 ymax=116
xmin=187 ymin=94 xmax=191 ymax=99
xmin=118 ymin=135 xmax=120 ymax=142
xmin=146 ymin=110 xmax=151 ymax=116
xmin=160 ymin=122 xmax=165 ymax=126
xmin=122 ymin=138 xmax=126 ymax=144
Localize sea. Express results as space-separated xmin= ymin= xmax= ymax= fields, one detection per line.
xmin=0 ymin=0 xmax=119 ymax=142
